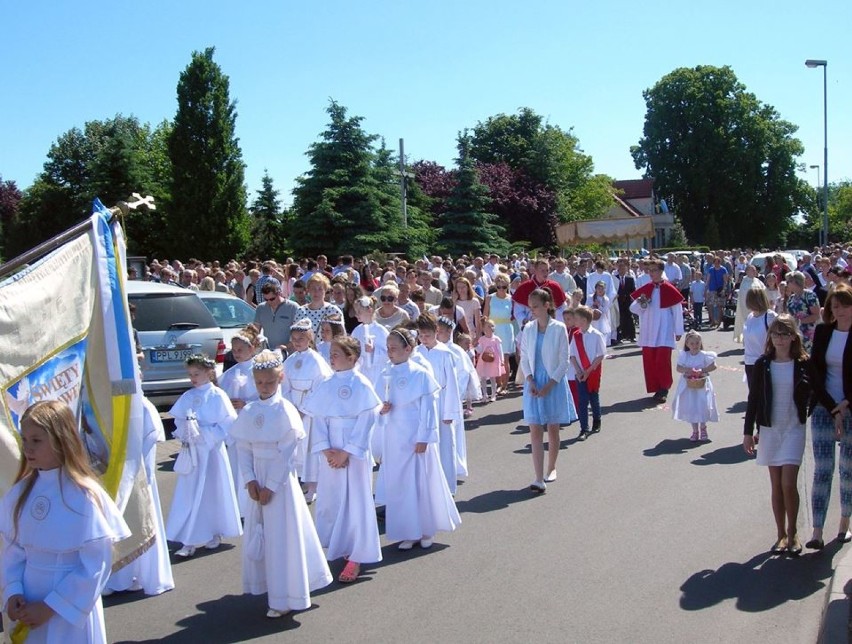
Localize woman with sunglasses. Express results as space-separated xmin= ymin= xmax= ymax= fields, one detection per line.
xmin=743 ymin=314 xmax=812 ymax=555
xmin=806 ymin=283 xmax=852 ymax=550
xmin=483 ymin=273 xmax=515 ymax=394
xmin=374 ymin=283 xmax=410 ymax=331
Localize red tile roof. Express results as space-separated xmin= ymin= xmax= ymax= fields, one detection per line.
xmin=613 ymin=179 xmax=655 ymax=200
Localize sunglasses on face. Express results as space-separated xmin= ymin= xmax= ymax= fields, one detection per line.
xmin=380 ymin=295 xmax=396 ymax=302
xmin=771 ymin=332 xmax=793 ymax=338
xmin=264 ymin=296 xmax=277 ymax=302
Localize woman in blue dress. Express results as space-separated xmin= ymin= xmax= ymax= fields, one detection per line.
xmin=520 ymin=288 xmax=577 ymax=493
xmin=483 ymin=273 xmax=515 ymax=394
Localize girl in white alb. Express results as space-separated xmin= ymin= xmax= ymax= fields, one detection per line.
xmin=379 ymin=328 xmax=461 ymax=551
xmin=349 ymin=297 xmax=391 ymax=461
xmin=302 ymin=337 xmax=383 ymax=583
xmin=281 ymin=319 xmax=333 ymax=505
xmin=671 ymin=331 xmax=719 ymax=442
xmin=228 ymin=350 xmax=332 ymax=618
xmin=1 ymin=401 xmax=130 ymax=644
xmin=219 ymin=324 xmax=264 ymax=515
xmin=104 ymin=396 xmax=174 ymax=596
xmin=166 ymin=355 xmax=242 ymax=557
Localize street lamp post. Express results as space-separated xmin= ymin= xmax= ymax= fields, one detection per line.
xmin=805 ymin=59 xmax=828 ymax=247
xmin=809 ymin=164 xmax=821 ymax=226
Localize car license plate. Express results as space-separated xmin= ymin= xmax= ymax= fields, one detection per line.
xmin=151 ymin=348 xmax=193 ymax=363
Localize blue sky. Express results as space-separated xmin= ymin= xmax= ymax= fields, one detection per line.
xmin=1 ymin=0 xmax=849 ymax=208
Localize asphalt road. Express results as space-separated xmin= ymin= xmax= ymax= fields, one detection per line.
xmin=101 ymin=328 xmax=845 ymax=643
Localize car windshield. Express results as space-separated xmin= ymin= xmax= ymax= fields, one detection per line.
xmin=130 ymin=293 xmax=216 ymax=332
xmin=200 ymin=297 xmax=256 ymax=328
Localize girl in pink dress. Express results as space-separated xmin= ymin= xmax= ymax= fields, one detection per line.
xmin=475 ymin=318 xmax=506 ymax=402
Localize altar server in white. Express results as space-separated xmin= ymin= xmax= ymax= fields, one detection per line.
xmin=302 ymin=337 xmax=383 ymax=583
xmin=380 ymin=328 xmax=461 ymax=551
xmin=281 ymin=319 xmax=333 ymax=505
xmin=229 ymin=350 xmax=333 ymax=618
xmin=1 ymin=401 xmax=130 ymax=643
xmin=166 ymin=355 xmax=242 ymax=558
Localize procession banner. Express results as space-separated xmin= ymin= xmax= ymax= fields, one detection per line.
xmin=0 ymin=200 xmax=154 ymax=570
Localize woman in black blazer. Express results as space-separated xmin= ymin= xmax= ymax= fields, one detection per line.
xmin=806 ymin=283 xmax=852 ymax=550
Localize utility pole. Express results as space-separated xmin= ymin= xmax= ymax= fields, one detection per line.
xmin=397 ymin=138 xmax=415 ymax=229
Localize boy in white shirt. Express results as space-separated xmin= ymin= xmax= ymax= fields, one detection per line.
xmin=569 ymin=306 xmax=607 ymax=441
xmin=689 ymin=270 xmax=706 ymax=328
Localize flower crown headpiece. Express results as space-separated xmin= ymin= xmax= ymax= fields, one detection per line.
xmin=437 ymin=315 xmax=456 ymax=330
xmin=252 ymin=350 xmax=284 ymax=371
xmin=186 ymin=354 xmax=215 ymax=369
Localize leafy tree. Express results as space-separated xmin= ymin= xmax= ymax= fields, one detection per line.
xmin=469 ymin=108 xmax=614 ymax=225
xmin=631 ymin=65 xmax=809 ymax=247
xmin=290 ymin=100 xmax=394 ymax=258
xmin=438 ymin=134 xmax=507 ymax=257
xmin=168 ymin=47 xmax=249 ymax=260
xmin=9 ymin=115 xmax=169 ymax=258
xmin=247 ymin=171 xmax=287 ymax=260
xmin=0 ymin=177 xmax=23 ymax=260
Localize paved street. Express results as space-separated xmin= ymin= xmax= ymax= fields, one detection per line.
xmin=102 ymin=329 xmax=845 ymax=643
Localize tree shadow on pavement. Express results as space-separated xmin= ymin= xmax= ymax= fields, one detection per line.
xmin=113 ymin=593 xmax=305 ymax=643
xmin=691 ymin=444 xmax=750 ymax=466
xmin=679 ymin=544 xmax=840 ymax=612
xmin=455 ymin=488 xmax=539 ymax=514
xmin=478 ymin=408 xmax=524 ymax=426
xmin=643 ymin=438 xmax=704 ymax=456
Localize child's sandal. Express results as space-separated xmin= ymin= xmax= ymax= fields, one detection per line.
xmin=338 ymin=560 xmax=360 ymax=583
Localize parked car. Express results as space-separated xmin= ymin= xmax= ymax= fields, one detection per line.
xmin=195 ymin=291 xmax=261 ymax=370
xmin=749 ymin=252 xmax=797 ymax=273
xmin=127 ymin=281 xmax=225 ymax=409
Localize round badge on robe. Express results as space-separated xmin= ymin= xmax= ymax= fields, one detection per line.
xmin=396 ymin=377 xmax=408 ymax=389
xmin=31 ymin=496 xmax=50 ymax=520
xmin=192 ymin=396 xmax=202 ymax=408
xmin=254 ymin=414 xmax=265 ymax=428
xmin=338 ymin=386 xmax=352 ymax=400
xmin=295 ymin=359 xmax=303 ymax=370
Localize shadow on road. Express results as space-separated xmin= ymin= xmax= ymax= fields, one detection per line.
xmin=643 ymin=438 xmax=703 ymax=456
xmin=478 ymin=408 xmax=524 ymax=426
xmin=602 ymin=397 xmax=657 ymax=414
xmin=716 ymin=348 xmax=743 ymax=358
xmin=113 ymin=593 xmax=304 ymax=643
xmin=691 ymin=444 xmax=750 ymax=466
xmin=456 ymin=488 xmax=539 ymax=514
xmin=727 ymin=400 xmax=747 ymax=414
xmin=679 ymin=544 xmax=841 ymax=612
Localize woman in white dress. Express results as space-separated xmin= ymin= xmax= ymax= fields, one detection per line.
xmin=734 ymin=264 xmax=765 ymax=343
xmin=228 ymin=350 xmax=333 ymax=617
xmin=281 ymin=319 xmax=333 ymax=505
xmin=302 ymin=338 xmax=382 ymax=583
xmin=380 ymin=328 xmax=461 ymax=551
xmin=1 ymin=401 xmax=130 ymax=643
xmin=166 ymin=355 xmax=242 ymax=558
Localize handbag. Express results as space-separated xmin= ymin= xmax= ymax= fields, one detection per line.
xmin=246 ymin=503 xmax=265 ymax=561
xmin=481 ymin=348 xmax=495 ymax=363
xmin=173 ymin=442 xmax=195 ymax=474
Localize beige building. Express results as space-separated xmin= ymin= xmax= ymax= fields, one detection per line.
xmin=603 ymin=179 xmax=674 ymax=249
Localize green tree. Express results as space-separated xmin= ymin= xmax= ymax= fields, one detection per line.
xmin=247 ymin=171 xmax=287 ymax=260
xmin=0 ymin=177 xmax=23 ymax=260
xmin=290 ymin=100 xmax=393 ymax=258
xmin=438 ymin=134 xmax=507 ymax=257
xmin=631 ymin=65 xmax=809 ymax=247
xmin=168 ymin=47 xmax=249 ymax=260
xmin=470 ymin=107 xmax=614 ymax=224
xmin=9 ymin=115 xmax=169 ymax=258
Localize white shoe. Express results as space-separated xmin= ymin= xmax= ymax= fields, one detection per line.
xmin=490 ymin=396 xmax=497 ymax=403
xmin=175 ymin=545 xmax=196 ymax=558
xmin=304 ymin=490 xmax=317 ymax=505
xmin=101 ymin=587 xmax=115 ymax=597
xmin=205 ymin=535 xmax=221 ymax=550
xmin=420 ymin=537 xmax=434 ymax=549
xmin=266 ymin=608 xmax=291 ymax=619
xmin=529 ymin=480 xmax=547 ymax=494
xmin=398 ymin=540 xmax=415 ymax=551
xmin=544 ymin=470 xmax=557 ymax=483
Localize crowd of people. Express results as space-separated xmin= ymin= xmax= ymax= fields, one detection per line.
xmin=5 ymin=243 xmax=852 ymax=640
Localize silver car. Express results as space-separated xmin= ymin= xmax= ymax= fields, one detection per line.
xmin=127 ymin=281 xmax=224 ymax=409
xmin=195 ymin=290 xmax=262 ymax=370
